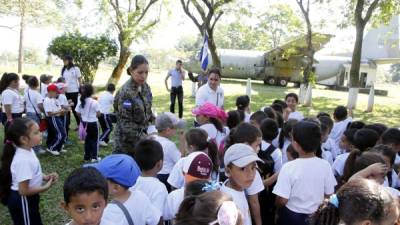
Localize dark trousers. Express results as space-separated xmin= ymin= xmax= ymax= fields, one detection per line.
xmin=170 ymin=86 xmax=183 ymax=118
xmin=99 ymin=114 xmax=113 ymax=143
xmin=277 ymin=206 xmax=310 ymax=225
xmin=65 ymin=92 xmax=80 ymax=129
xmin=157 ymin=174 xmax=172 ymax=192
xmin=8 ymin=191 xmax=43 ymax=225
xmin=259 ymin=189 xmax=277 ymax=225
xmin=46 ymin=116 xmax=66 ymax=151
xmin=83 ymin=121 xmax=99 ymax=160
xmin=2 ymin=113 xmax=22 ymax=143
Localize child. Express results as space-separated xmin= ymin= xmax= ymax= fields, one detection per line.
xmin=381 ymin=128 xmax=400 ymax=165
xmin=75 ymin=84 xmax=101 ymax=162
xmin=353 ymin=128 xmax=379 ymax=152
xmin=39 ymin=74 xmax=52 ymax=98
xmin=0 ymin=73 xmax=24 ymax=128
xmin=310 ymin=178 xmax=399 ymax=225
xmin=332 ymin=128 xmax=357 ymax=178
xmin=168 ymin=128 xmax=219 ymax=189
xmin=132 ymin=139 xmax=168 ymax=214
xmin=62 ymin=167 xmax=109 ymax=225
xmin=43 ymin=83 xmax=67 ymax=155
xmin=236 ymin=95 xmax=250 ymax=122
xmin=373 ymin=144 xmax=399 ymax=189
xmin=286 ymin=144 xmax=299 ymax=161
xmin=56 ymin=81 xmax=73 ymax=145
xmin=90 ymin=154 xmax=162 ymax=225
xmin=0 ymin=118 xmax=58 ymax=225
xmin=319 ymin=115 xmax=338 ymax=160
xmin=273 ymin=121 xmax=337 ymax=225
xmin=98 ymin=83 xmax=115 ymax=147
xmin=329 ymin=106 xmax=352 ymax=151
xmin=163 ymin=152 xmax=213 ymax=221
xmin=249 ymin=111 xmax=267 ymax=128
xmin=221 ymin=143 xmax=263 ymax=225
xmin=278 ymin=119 xmax=298 ymax=163
xmin=227 ymin=110 xmax=244 ymax=129
xmin=285 ymin=93 xmax=303 ymax=121
xmin=153 ymin=112 xmax=185 ymax=191
xmin=175 ymin=190 xmax=243 ymax=225
xmin=23 ymin=75 xmax=45 ymax=154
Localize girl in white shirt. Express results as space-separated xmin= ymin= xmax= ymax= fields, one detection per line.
xmin=0 ymin=73 xmax=24 ymax=127
xmin=0 ymin=118 xmax=58 ymax=225
xmin=75 ymin=84 xmax=101 ymax=162
xmin=278 ymin=119 xmax=298 ymax=164
xmin=98 ymin=83 xmax=115 ymax=146
xmin=23 ymin=76 xmax=45 ymax=153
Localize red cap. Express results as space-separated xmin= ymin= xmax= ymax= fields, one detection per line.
xmin=183 ymin=152 xmax=212 ymax=182
xmin=47 ymin=84 xmax=59 ymax=93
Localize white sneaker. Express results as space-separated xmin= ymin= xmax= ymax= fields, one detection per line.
xmin=47 ymin=149 xmax=60 ymax=156
xmin=99 ymin=141 xmax=108 ymax=147
xmin=91 ymin=157 xmax=101 ymax=163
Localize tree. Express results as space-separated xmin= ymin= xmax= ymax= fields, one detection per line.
xmin=48 ymin=33 xmax=118 ymax=84
xmin=180 ymin=0 xmax=234 ymax=69
xmin=99 ymin=0 xmax=160 ymax=84
xmin=0 ymin=0 xmax=64 ymax=73
xmin=344 ymin=0 xmax=399 ymax=109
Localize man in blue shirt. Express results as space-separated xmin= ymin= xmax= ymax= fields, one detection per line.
xmin=165 ymin=60 xmax=185 ymax=118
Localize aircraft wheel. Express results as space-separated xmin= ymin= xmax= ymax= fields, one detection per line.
xmin=266 ymin=77 xmax=277 ymax=85
xmin=278 ymin=79 xmax=288 ymax=87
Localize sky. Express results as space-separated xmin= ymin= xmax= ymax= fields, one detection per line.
xmin=0 ymin=0 xmax=361 ymax=59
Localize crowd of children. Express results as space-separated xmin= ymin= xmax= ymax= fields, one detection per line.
xmin=1 ymin=72 xmax=400 ymax=225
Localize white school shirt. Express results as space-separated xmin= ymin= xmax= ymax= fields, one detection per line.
xmin=10 ymin=148 xmax=43 ymax=191
xmin=24 ymin=88 xmax=43 ymax=114
xmin=153 ymin=135 xmax=181 ymax=175
xmin=383 ymin=169 xmax=399 ymax=188
xmin=163 ymin=187 xmax=185 ymax=221
xmin=244 ymin=112 xmax=251 ymax=123
xmin=195 ymin=83 xmax=224 ymax=108
xmin=332 ymin=152 xmax=350 ymax=176
xmin=281 ymin=139 xmax=291 ymax=164
xmin=245 ymin=171 xmax=264 ymax=195
xmin=273 ymin=157 xmax=337 ymax=214
xmin=75 ymin=98 xmax=100 ymax=122
xmin=101 ymin=190 xmax=161 ymax=225
xmin=220 ymin=181 xmax=252 ymax=225
xmin=168 ymin=68 xmax=184 ymax=87
xmin=130 ymin=176 xmax=168 ymax=214
xmin=272 ymin=128 xmax=281 ymax=148
xmin=199 ymin=123 xmax=229 ymax=149
xmin=329 ymin=117 xmax=352 ymax=145
xmin=98 ymin=91 xmax=114 ymax=114
xmin=40 ymin=83 xmax=48 ymax=98
xmin=63 ymin=66 xmax=81 ymax=93
xmin=261 ymin=141 xmax=283 ymax=172
xmin=322 ymin=150 xmax=334 ymax=165
xmin=1 ymin=88 xmax=25 ymax=113
xmin=43 ymin=97 xmax=61 ymax=116
xmin=322 ymin=138 xmax=340 ymax=160
xmin=58 ymin=94 xmax=69 ymax=107
xmin=288 ymin=111 xmax=304 ymax=121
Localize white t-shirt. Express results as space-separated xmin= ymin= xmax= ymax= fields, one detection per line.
xmin=322 ymin=150 xmax=334 ymax=165
xmin=24 ymin=88 xmax=43 ymax=113
xmin=195 ymin=83 xmax=224 ymax=108
xmin=199 ymin=123 xmax=229 ymax=150
xmin=101 ymin=190 xmax=161 ymax=225
xmin=383 ymin=169 xmax=399 ymax=188
xmin=245 ymin=171 xmax=264 ymax=196
xmin=153 ymin=135 xmax=181 ymax=175
xmin=1 ymin=88 xmax=24 ymax=113
xmin=63 ymin=66 xmax=81 ymax=93
xmin=168 ymin=69 xmax=184 ymax=87
xmin=220 ymin=181 xmax=252 ymax=225
xmin=43 ymin=97 xmax=61 ymax=116
xmin=40 ymin=83 xmax=48 ymax=98
xmin=98 ymin=91 xmax=114 ymax=114
xmin=10 ymin=148 xmax=43 ymax=191
xmin=261 ymin=141 xmax=283 ymax=172
xmin=163 ymin=187 xmax=184 ymax=221
xmin=332 ymin=152 xmax=350 ymax=176
xmin=281 ymin=139 xmax=291 ymax=164
xmin=58 ymin=94 xmax=69 ymax=107
xmin=75 ymin=98 xmax=100 ymax=122
xmin=329 ymin=117 xmax=352 ymax=146
xmin=131 ymin=176 xmax=168 ymax=214
xmin=244 ymin=112 xmax=251 ymax=123
xmin=273 ymin=157 xmax=337 ymax=214
xmin=288 ymin=111 xmax=304 ymax=121
xmin=272 ymin=128 xmax=281 ymax=148
xmin=322 ymin=138 xmax=340 ymax=160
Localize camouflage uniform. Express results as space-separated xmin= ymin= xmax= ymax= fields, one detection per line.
xmin=113 ymin=78 xmax=154 ymax=154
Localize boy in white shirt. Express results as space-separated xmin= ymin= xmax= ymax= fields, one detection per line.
xmin=221 ymin=143 xmax=263 ymax=225
xmin=131 ymin=139 xmax=168 ymax=215
xmin=153 ymin=112 xmax=185 ymax=191
xmin=285 ymin=93 xmax=304 ymax=121
xmin=39 ymin=74 xmax=52 ymax=98
xmin=329 ymin=106 xmax=352 ymax=154
xmin=91 ymin=154 xmax=162 ymax=225
xmin=98 ymin=83 xmax=115 ymax=146
xmin=332 ymin=128 xmax=357 ymax=178
xmin=273 ymin=121 xmax=337 ymax=225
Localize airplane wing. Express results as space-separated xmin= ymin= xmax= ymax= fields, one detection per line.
xmin=267 ymin=33 xmax=334 ymax=59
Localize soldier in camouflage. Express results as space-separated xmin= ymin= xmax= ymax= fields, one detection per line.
xmin=113 ymin=55 xmax=155 ymax=155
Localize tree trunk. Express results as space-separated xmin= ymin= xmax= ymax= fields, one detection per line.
xmin=18 ymin=3 xmax=26 ymax=74
xmin=304 ymin=83 xmax=313 ymax=106
xmin=302 ymin=12 xmax=313 ymax=107
xmin=207 ymin=30 xmax=221 ymax=69
xmin=107 ymin=46 xmax=130 ymax=85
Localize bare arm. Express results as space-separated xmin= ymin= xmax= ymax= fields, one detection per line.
xmin=37 ymin=103 xmax=45 ymax=113
xmin=4 ymin=104 xmax=12 ymax=121
xmin=263 ymin=173 xmax=279 ymax=188
xmin=275 ymin=196 xmax=289 ymax=208
xmin=165 ymin=73 xmax=171 ymax=91
xmin=248 ymin=194 xmax=262 ymax=225
xmin=18 ymin=177 xmax=55 ymax=196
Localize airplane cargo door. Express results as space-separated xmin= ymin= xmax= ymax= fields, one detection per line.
xmin=360 ymin=72 xmax=368 ymax=88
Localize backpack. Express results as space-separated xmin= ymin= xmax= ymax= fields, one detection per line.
xmin=257 ymin=144 xmax=276 ymax=179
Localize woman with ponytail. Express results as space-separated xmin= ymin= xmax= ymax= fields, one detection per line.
xmin=0 ymin=118 xmax=58 ymax=225
xmin=311 ymin=178 xmax=399 ymax=225
xmin=0 ymin=73 xmax=24 ymax=128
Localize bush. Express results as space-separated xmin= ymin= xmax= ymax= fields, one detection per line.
xmin=48 ymin=33 xmax=117 ymax=83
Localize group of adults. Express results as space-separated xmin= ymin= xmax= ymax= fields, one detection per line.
xmin=113 ymin=55 xmax=224 ymax=154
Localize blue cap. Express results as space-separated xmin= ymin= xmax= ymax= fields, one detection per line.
xmin=88 ymin=154 xmax=141 ymax=188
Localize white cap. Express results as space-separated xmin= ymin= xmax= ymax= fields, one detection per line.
xmin=224 ymin=143 xmax=262 ymax=167
xmin=155 ymin=112 xmax=186 ymax=131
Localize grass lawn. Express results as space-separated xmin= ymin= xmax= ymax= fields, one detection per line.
xmin=1 ymin=67 xmax=400 ymax=224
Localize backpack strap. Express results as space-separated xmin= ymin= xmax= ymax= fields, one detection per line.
xmin=265 ymin=144 xmax=276 ymax=155
xmin=110 ymin=200 xmax=134 ymax=225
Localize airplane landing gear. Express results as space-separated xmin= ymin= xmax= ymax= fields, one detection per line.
xmin=278 ymin=79 xmax=288 ymax=87
xmin=265 ymin=77 xmax=277 ymax=85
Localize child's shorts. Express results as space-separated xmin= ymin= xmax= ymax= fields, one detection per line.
xmin=7 ymin=190 xmax=43 ymax=225
xmin=277 ymin=206 xmax=310 ymax=225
